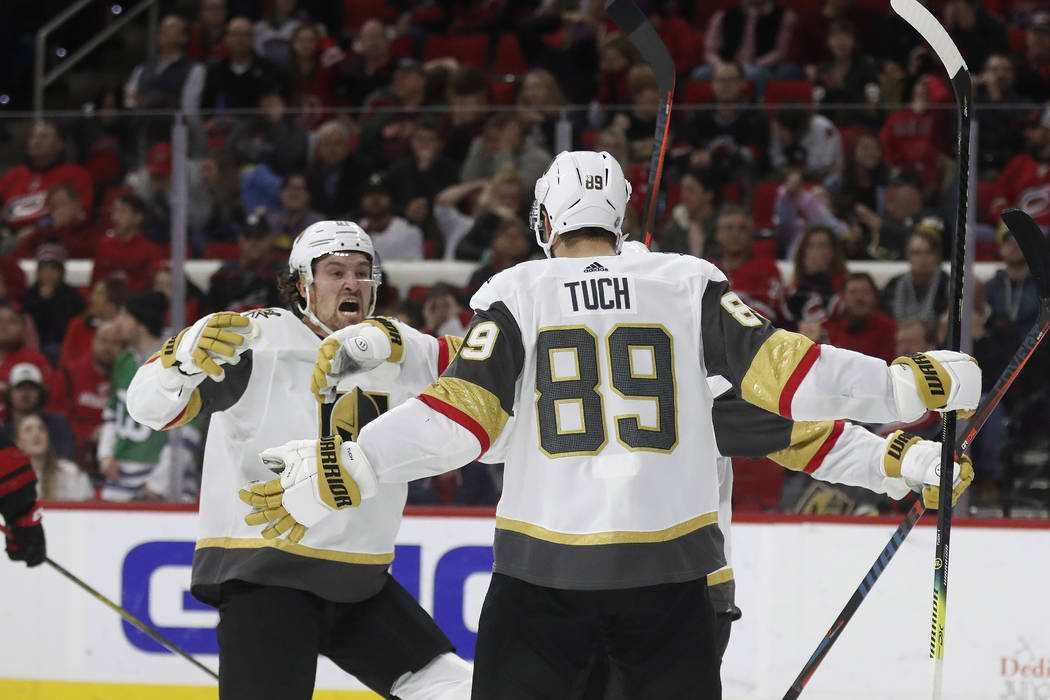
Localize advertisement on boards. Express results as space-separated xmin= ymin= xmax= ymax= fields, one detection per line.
xmin=1 ymin=508 xmax=1049 ymax=699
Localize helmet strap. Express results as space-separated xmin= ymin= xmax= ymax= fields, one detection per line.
xmin=298 ymin=284 xmax=336 ymax=338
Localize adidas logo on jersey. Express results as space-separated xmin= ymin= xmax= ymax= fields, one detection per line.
xmin=583 ymin=261 xmax=609 ymax=273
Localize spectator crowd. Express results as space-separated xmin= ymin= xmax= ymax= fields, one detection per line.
xmin=1 ymin=0 xmax=1048 ymax=514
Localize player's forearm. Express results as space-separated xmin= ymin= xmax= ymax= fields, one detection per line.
xmin=786 ymin=345 xmax=901 ymax=423
xmin=357 ymin=398 xmax=482 ymax=483
xmin=126 ymin=358 xmax=203 ymax=430
xmin=799 ymin=422 xmax=895 ymax=494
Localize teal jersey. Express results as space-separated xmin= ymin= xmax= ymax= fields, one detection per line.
xmin=108 ymin=350 xmax=168 ymax=463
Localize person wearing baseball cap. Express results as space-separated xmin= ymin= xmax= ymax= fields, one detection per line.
xmin=2 ymin=362 xmax=76 ymax=463
xmin=357 ymin=171 xmax=425 ymax=263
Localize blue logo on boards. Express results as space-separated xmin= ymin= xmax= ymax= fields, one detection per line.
xmin=121 ymin=541 xmax=494 ymax=658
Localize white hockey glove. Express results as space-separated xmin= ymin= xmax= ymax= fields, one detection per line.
xmin=880 ymin=430 xmax=975 ymax=507
xmin=889 ymin=351 xmax=981 ymax=423
xmin=311 ymin=318 xmax=405 ymax=404
xmin=159 ymin=312 xmax=259 ymax=388
xmin=238 ymin=436 xmax=378 ymax=543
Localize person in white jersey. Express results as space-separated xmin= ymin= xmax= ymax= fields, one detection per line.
xmin=244 ymin=152 xmax=979 ymax=698
xmin=125 ymin=221 xmax=471 ymax=700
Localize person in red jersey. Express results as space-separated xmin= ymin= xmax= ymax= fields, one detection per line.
xmin=712 ymin=205 xmax=784 ymax=322
xmin=988 ymin=105 xmax=1050 ymax=228
xmin=10 ymin=183 xmax=101 ymax=260
xmin=823 ymin=271 xmax=897 ymax=363
xmin=90 ymin=193 xmax=164 ymax=292
xmin=57 ymin=277 xmax=129 ymax=375
xmin=0 ymin=120 xmax=94 ymax=230
xmin=48 ymin=320 xmax=124 ymax=472
xmin=878 ymin=77 xmax=949 ymax=195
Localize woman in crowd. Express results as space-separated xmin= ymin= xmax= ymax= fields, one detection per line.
xmin=517 ymin=68 xmax=573 ymax=154
xmin=285 ymin=23 xmax=341 ymax=130
xmin=824 ymin=131 xmax=889 ymax=255
xmin=784 ymin=226 xmax=848 ymax=338
xmin=14 ymin=413 xmax=92 ymax=500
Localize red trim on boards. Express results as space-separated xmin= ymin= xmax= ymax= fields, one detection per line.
xmin=35 ymin=501 xmax=1050 ymax=529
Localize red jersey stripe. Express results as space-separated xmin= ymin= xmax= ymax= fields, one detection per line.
xmin=803 ymin=420 xmax=845 ymax=474
xmin=437 ymin=338 xmax=452 ymax=375
xmin=779 ymin=343 xmax=821 ymax=419
xmin=417 ymin=394 xmax=489 ymax=455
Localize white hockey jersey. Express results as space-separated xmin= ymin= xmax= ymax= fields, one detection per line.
xmin=358 ymin=252 xmax=913 ymax=590
xmin=127 ymin=308 xmax=460 ymax=604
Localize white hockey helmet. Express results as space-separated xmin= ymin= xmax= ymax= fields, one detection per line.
xmin=530 ymin=150 xmax=632 ymax=257
xmin=289 ymin=220 xmax=383 ymax=331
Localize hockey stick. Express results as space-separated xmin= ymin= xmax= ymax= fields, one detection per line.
xmin=0 ymin=524 xmax=219 ymax=681
xmin=888 ymin=1 xmax=972 ymax=694
xmin=783 ymin=208 xmax=1050 ymax=699
xmin=604 ymin=0 xmax=675 ymax=248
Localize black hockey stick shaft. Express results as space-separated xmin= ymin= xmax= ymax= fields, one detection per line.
xmin=887 ymin=2 xmax=971 ymax=692
xmin=1 ymin=524 xmax=218 ymax=681
xmin=604 ymin=0 xmax=675 ymax=248
xmin=783 ymin=208 xmax=1050 ymax=699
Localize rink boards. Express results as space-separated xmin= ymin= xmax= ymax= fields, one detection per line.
xmin=2 ymin=504 xmax=1049 ymax=700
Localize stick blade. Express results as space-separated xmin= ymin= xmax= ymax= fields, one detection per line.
xmin=604 ymin=0 xmax=675 ymax=95
xmin=1001 ymin=208 xmax=1050 ymax=300
xmin=891 ymin=0 xmax=967 ymax=78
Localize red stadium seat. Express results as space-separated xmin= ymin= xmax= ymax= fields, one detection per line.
xmin=343 ymin=0 xmax=397 ymax=33
xmin=691 ymin=0 xmax=738 ymax=29
xmin=682 ymin=79 xmax=754 ymax=104
xmin=203 ymin=243 xmax=241 ymax=260
xmin=579 ymin=130 xmax=599 ymax=151
xmin=722 ymin=182 xmax=741 ymax=203
xmin=683 ymin=80 xmax=715 ymax=104
xmin=977 ymin=180 xmax=996 ymax=225
xmin=1009 ymin=27 xmax=1027 ymax=57
xmin=660 ymin=181 xmax=683 ymax=229
xmin=493 ymin=34 xmax=527 ymax=76
xmin=731 ymin=457 xmax=786 ymax=512
xmin=763 ymin=80 xmax=816 ymax=107
xmin=976 ymin=241 xmax=999 ymax=261
xmin=422 ymin=35 xmax=490 ymax=70
xmin=838 ymin=126 xmax=870 ymax=159
xmin=750 ymin=181 xmax=780 ymax=229
xmin=488 ymin=78 xmax=517 ymax=106
xmin=388 ymin=37 xmax=413 ymax=58
xmin=752 ymin=238 xmax=778 ymax=259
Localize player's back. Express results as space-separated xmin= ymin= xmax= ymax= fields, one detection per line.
xmin=471 ymin=251 xmax=727 ymax=590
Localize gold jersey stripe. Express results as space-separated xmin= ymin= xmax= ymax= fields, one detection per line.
xmin=707 ymin=567 xmax=735 ymax=586
xmin=495 ymin=511 xmax=718 ymax=546
xmin=421 ymin=376 xmax=509 ymax=445
xmin=740 ymin=329 xmax=815 ymax=414
xmin=196 ymin=537 xmax=394 ymax=565
xmin=768 ymin=420 xmax=838 ymax=472
xmin=164 ymin=388 xmax=202 ymax=429
xmin=442 ymin=334 xmax=464 ymax=357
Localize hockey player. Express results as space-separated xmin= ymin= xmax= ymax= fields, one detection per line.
xmin=246 ymin=152 xmax=980 ymax=698
xmin=0 ymin=425 xmax=44 ymax=568
xmin=126 ymin=221 xmax=471 ymax=700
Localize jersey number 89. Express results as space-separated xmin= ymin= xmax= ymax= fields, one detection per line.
xmin=536 ymin=325 xmax=677 ymax=457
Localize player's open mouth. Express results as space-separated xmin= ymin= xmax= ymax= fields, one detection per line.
xmin=339 ymin=299 xmax=360 ymax=315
